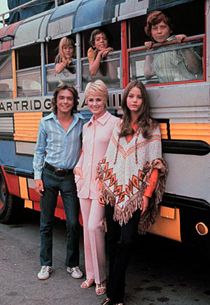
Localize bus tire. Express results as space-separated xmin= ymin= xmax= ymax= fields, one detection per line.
xmin=0 ymin=173 xmax=23 ymax=224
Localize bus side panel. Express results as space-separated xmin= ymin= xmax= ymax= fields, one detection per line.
xmin=1 ymin=167 xmax=20 ymax=197
xmin=149 ymin=202 xmax=210 ymax=248
xmin=164 ymin=153 xmax=209 ymax=202
xmin=0 ymin=140 xmax=34 ymax=173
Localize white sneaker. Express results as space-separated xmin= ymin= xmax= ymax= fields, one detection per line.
xmin=37 ymin=266 xmax=53 ymax=280
xmin=66 ymin=266 xmax=83 ymax=279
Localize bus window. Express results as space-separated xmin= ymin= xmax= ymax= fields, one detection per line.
xmin=145 ymin=40 xmax=203 ymax=84
xmin=0 ymin=52 xmax=13 ymax=98
xmin=129 ymin=15 xmax=147 ymax=48
xmin=46 ymin=39 xmax=59 ymax=64
xmin=129 ymin=37 xmax=204 ymax=84
xmin=128 ymin=0 xmax=204 ymax=85
xmin=16 ymin=44 xmax=41 ymax=97
xmin=47 ymin=66 xmax=77 ymax=93
xmin=81 ymin=24 xmax=121 ymax=91
xmin=82 ymin=52 xmax=121 ymax=91
xmin=46 ymin=37 xmax=76 ymax=93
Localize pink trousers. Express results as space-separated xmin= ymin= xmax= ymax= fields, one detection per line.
xmin=79 ymin=198 xmax=106 ymax=284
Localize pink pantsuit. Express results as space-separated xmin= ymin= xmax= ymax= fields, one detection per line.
xmin=75 ymin=111 xmax=119 ymax=284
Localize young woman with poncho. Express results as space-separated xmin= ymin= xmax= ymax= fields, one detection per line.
xmin=98 ymin=80 xmax=168 ymax=305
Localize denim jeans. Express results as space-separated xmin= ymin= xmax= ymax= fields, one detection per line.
xmin=105 ymin=204 xmax=140 ymax=303
xmin=40 ymin=167 xmax=80 ymax=267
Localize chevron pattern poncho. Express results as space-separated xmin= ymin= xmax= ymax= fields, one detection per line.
xmin=97 ymin=121 xmax=168 ymax=234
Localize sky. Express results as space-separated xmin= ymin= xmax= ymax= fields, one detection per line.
xmin=0 ymin=0 xmax=9 ymax=28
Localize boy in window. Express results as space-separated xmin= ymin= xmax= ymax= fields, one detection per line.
xmin=87 ymin=29 xmax=114 ymax=77
xmin=144 ymin=11 xmax=202 ymax=83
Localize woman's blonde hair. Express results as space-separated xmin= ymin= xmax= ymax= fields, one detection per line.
xmin=58 ymin=37 xmax=75 ymax=58
xmin=84 ymin=80 xmax=109 ymax=103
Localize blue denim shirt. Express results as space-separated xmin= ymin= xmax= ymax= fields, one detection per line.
xmin=33 ymin=112 xmax=84 ymax=179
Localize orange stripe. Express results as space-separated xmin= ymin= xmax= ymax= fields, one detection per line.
xmin=170 ymin=123 xmax=210 ymax=144
xmin=24 ymin=199 xmax=33 ymax=209
xmin=159 ymin=123 xmax=168 ymax=139
xmin=148 ymin=206 xmax=181 ymax=242
xmin=19 ymin=177 xmax=29 ymax=199
xmin=12 ymin=50 xmax=17 ymax=98
xmin=14 ymin=112 xmax=42 ymax=142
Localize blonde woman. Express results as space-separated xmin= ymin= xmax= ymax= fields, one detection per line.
xmin=74 ymin=80 xmax=119 ymax=295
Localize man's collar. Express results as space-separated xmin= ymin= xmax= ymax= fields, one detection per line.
xmin=44 ymin=112 xmax=84 ymax=121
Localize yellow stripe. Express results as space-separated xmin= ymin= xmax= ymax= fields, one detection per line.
xmin=19 ymin=177 xmax=29 ymax=199
xmin=170 ymin=123 xmax=210 ymax=144
xmin=14 ymin=112 xmax=42 ymax=142
xmin=148 ymin=206 xmax=181 ymax=242
xmin=24 ymin=200 xmax=33 ymax=209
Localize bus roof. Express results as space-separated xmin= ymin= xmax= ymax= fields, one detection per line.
xmin=0 ymin=0 xmax=195 ymax=52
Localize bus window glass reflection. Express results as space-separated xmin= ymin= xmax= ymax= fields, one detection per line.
xmin=46 ymin=36 xmax=76 ymax=93
xmin=0 ymin=52 xmax=13 ymax=98
xmin=143 ymin=11 xmax=202 ymax=83
xmin=81 ymin=25 xmax=121 ymax=91
xmin=16 ymin=44 xmax=41 ymax=97
xmin=128 ymin=0 xmax=204 ymax=85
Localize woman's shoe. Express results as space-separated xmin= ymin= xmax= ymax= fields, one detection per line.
xmin=80 ymin=278 xmax=94 ymax=288
xmin=101 ymin=298 xmax=113 ymax=305
xmin=96 ymin=281 xmax=106 ymax=295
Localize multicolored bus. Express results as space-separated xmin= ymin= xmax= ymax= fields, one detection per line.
xmin=0 ymin=0 xmax=209 ymax=250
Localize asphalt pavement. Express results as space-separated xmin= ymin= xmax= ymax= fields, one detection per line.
xmin=0 ymin=209 xmax=210 ymax=305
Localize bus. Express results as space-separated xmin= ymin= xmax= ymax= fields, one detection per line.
xmin=0 ymin=0 xmax=209 ymax=251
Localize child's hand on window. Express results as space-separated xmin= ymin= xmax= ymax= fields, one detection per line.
xmin=144 ymin=41 xmax=153 ymax=49
xmin=101 ymin=47 xmax=113 ymax=58
xmin=175 ymin=34 xmax=186 ymax=43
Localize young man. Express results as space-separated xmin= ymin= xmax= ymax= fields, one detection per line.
xmin=33 ymin=84 xmax=84 ymax=280
xmin=144 ymin=10 xmax=202 ymax=83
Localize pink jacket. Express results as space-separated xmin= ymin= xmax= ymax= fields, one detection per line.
xmin=75 ymin=111 xmax=119 ymax=199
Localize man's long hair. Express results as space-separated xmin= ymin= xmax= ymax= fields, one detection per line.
xmin=51 ymin=84 xmax=79 ymax=114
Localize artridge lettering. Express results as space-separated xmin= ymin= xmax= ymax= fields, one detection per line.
xmin=22 ymin=100 xmax=28 ymax=110
xmin=6 ymin=102 xmax=12 ymax=111
xmin=0 ymin=101 xmax=13 ymax=111
xmin=34 ymin=99 xmax=41 ymax=110
xmin=44 ymin=98 xmax=51 ymax=110
xmin=30 ymin=99 xmax=33 ymax=109
xmin=0 ymin=96 xmax=52 ymax=113
xmin=0 ymin=102 xmax=6 ymax=111
xmin=14 ymin=100 xmax=20 ymax=111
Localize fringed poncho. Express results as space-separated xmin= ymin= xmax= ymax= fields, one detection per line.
xmin=97 ymin=121 xmax=168 ymax=234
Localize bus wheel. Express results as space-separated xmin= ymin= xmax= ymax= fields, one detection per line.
xmin=0 ymin=174 xmax=23 ymax=224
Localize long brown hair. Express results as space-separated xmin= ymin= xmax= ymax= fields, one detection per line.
xmin=119 ymin=80 xmax=157 ymax=139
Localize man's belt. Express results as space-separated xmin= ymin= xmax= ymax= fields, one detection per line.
xmin=44 ymin=162 xmax=73 ymax=177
